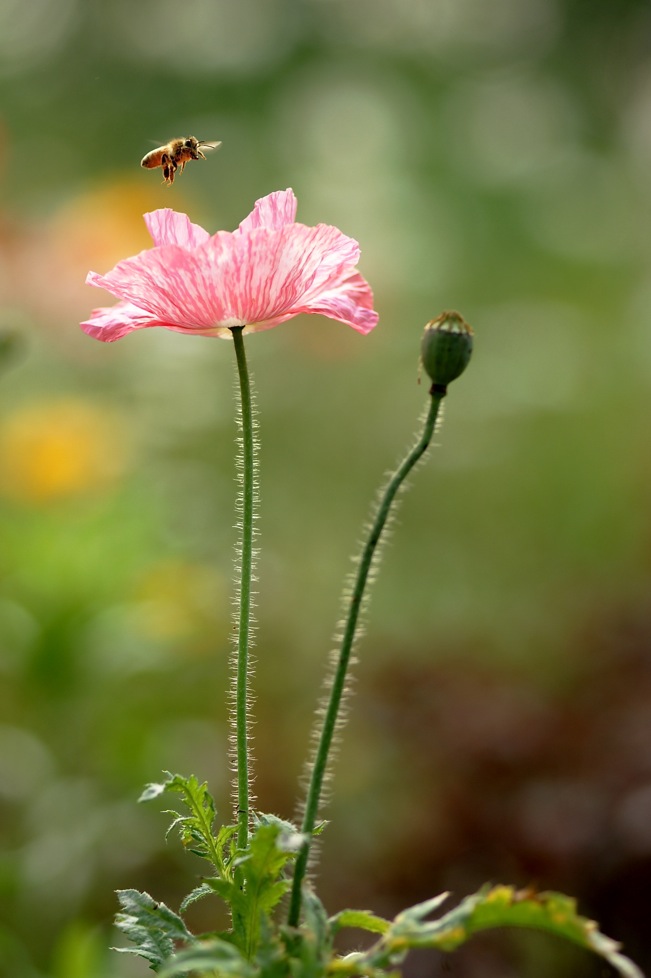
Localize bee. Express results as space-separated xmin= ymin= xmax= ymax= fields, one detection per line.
xmin=140 ymin=136 xmax=221 ymax=185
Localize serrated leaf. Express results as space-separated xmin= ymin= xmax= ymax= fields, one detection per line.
xmin=239 ymin=824 xmax=294 ymax=910
xmin=253 ymin=812 xmax=308 ymax=852
xmin=179 ymin=883 xmax=216 ymax=914
xmin=205 ymin=875 xmax=241 ymax=902
xmin=329 ymin=909 xmax=389 ymax=936
xmin=230 ymin=821 xmax=298 ymax=959
xmin=114 ymin=889 xmax=192 ymax=971
xmin=141 ymin=772 xmax=227 ymax=874
xmin=157 ymin=939 xmax=255 ymax=978
xmin=356 ymin=885 xmax=642 ymax=978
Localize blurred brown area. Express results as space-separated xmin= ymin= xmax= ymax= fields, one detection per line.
xmin=253 ymin=598 xmax=651 ymax=978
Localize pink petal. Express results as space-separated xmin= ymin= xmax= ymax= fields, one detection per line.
xmin=144 ymin=209 xmax=210 ymax=249
xmin=291 ymin=225 xmax=360 ymax=299
xmin=82 ymin=189 xmax=379 ymax=342
xmin=280 ymin=270 xmax=378 ymax=335
xmin=86 ymin=222 xmax=365 ymax=332
xmin=200 ymin=223 xmax=362 ymax=326
xmin=236 ymin=189 xmax=297 ymax=235
xmin=86 ymin=245 xmax=225 ymax=329
xmin=81 ymin=301 xmax=173 ymax=342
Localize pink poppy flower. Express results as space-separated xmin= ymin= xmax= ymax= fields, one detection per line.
xmin=81 ymin=189 xmax=378 ymax=342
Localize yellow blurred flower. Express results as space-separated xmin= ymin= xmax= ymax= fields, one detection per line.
xmin=132 ymin=559 xmax=228 ymax=649
xmin=6 ymin=178 xmax=169 ymax=332
xmin=50 ymin=179 xmax=167 ymax=277
xmin=0 ymin=398 xmax=128 ymax=503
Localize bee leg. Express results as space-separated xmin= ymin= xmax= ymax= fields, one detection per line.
xmin=197 ymin=149 xmax=207 ymax=160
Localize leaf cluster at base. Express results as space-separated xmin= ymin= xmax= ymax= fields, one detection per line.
xmin=114 ymin=773 xmax=642 ymax=978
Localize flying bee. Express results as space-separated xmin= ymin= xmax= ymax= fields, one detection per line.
xmin=140 ymin=136 xmax=222 ymax=185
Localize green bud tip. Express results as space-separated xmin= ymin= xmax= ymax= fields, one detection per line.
xmin=420 ymin=310 xmax=473 ymax=395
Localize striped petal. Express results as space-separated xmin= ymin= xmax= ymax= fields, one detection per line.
xmin=144 ymin=209 xmax=211 ymax=249
xmin=82 ymin=188 xmax=378 ymax=342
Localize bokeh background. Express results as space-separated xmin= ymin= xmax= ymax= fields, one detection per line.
xmin=1 ymin=1 xmax=651 ymax=976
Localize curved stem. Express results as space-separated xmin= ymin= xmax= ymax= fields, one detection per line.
xmin=231 ymin=325 xmax=255 ymax=851
xmin=288 ymin=390 xmax=445 ymax=927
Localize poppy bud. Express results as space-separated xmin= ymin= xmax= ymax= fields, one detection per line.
xmin=420 ymin=311 xmax=473 ymax=395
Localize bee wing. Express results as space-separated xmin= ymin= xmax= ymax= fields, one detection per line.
xmin=198 ymin=140 xmax=222 ymax=152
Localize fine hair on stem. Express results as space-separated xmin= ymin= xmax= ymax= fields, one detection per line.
xmin=289 ymin=394 xmax=445 ymax=925
xmin=229 ymin=326 xmax=260 ymax=848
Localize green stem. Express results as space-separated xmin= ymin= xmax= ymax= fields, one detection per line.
xmin=231 ymin=325 xmax=255 ymax=851
xmin=288 ymin=390 xmax=445 ymax=927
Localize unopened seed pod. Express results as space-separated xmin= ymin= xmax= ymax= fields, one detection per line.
xmin=420 ymin=311 xmax=473 ymax=394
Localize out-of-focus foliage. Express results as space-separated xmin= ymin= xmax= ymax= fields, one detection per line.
xmin=1 ymin=1 xmax=650 ymax=976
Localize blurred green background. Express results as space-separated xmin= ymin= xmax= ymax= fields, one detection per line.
xmin=1 ymin=1 xmax=651 ymax=976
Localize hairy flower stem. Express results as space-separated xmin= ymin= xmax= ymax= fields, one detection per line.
xmin=288 ymin=390 xmax=445 ymax=927
xmin=231 ymin=325 xmax=256 ymax=851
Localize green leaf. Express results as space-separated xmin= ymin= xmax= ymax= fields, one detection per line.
xmin=140 ymin=772 xmax=230 ymax=873
xmin=114 ymin=889 xmax=193 ymax=972
xmin=230 ymin=818 xmax=300 ymax=959
xmin=253 ymin=812 xmax=308 ymax=852
xmin=329 ymin=909 xmax=389 ymax=936
xmin=255 ymin=933 xmax=291 ymax=978
xmin=179 ymin=883 xmax=216 ymax=914
xmin=301 ymin=888 xmax=330 ymax=948
xmin=204 ymin=875 xmax=241 ymax=903
xmin=276 ymin=890 xmax=333 ymax=978
xmin=157 ymin=939 xmax=256 ymax=978
xmin=352 ymin=885 xmax=642 ymax=978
